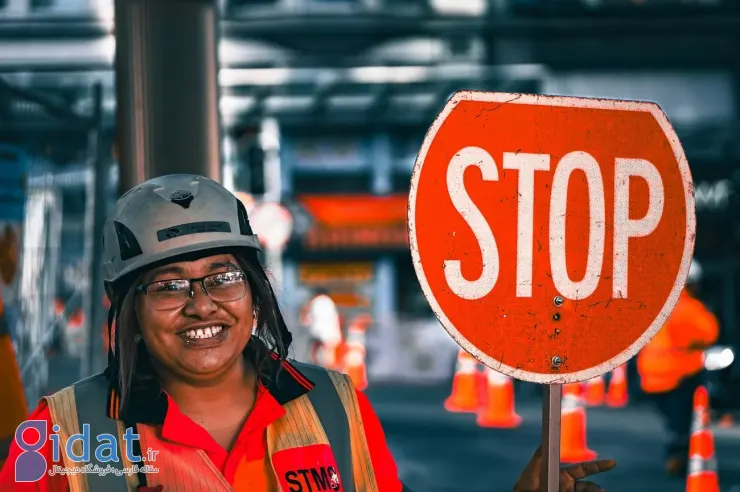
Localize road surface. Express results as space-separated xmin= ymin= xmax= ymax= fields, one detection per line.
xmin=366 ymin=384 xmax=740 ymax=492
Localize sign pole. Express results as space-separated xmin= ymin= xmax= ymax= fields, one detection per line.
xmin=540 ymin=383 xmax=562 ymax=492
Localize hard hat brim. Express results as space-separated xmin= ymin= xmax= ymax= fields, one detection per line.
xmin=104 ymin=235 xmax=263 ymax=286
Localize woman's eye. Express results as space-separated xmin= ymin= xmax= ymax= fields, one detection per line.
xmin=155 ymin=282 xmax=185 ymax=292
xmin=212 ymin=275 xmax=233 ymax=285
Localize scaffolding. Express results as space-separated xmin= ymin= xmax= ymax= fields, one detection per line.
xmin=0 ymin=77 xmax=109 ymax=404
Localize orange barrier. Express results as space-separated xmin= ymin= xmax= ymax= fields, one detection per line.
xmin=584 ymin=374 xmax=605 ymax=407
xmin=605 ymin=364 xmax=628 ymax=408
xmin=560 ymin=390 xmax=597 ymax=463
xmin=476 ymin=367 xmax=521 ymax=428
xmin=444 ymin=350 xmax=481 ymax=413
xmin=687 ymin=386 xmax=719 ymax=492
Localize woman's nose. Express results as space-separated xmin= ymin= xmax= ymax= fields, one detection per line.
xmin=183 ymin=282 xmax=217 ymax=317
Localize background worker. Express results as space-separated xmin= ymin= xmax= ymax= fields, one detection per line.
xmin=303 ymin=287 xmax=343 ymax=369
xmin=637 ymin=258 xmax=720 ymax=476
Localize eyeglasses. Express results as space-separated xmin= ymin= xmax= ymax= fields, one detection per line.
xmin=136 ymin=271 xmax=248 ymax=311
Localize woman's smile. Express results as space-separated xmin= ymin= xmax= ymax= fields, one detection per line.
xmin=179 ymin=324 xmax=232 ymax=349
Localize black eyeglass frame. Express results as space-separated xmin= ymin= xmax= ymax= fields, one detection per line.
xmin=134 ymin=271 xmax=249 ymax=309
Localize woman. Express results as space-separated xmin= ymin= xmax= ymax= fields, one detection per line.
xmin=0 ymin=174 xmax=614 ymax=491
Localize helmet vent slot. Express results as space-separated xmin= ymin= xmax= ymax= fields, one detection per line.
xmin=114 ymin=221 xmax=144 ymax=261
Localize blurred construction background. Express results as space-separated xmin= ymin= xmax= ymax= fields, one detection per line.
xmin=1 ymin=0 xmax=740 ymax=491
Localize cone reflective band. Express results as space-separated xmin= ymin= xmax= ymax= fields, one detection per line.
xmin=408 ymin=91 xmax=695 ymax=383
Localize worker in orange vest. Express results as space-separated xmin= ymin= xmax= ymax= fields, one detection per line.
xmin=637 ymin=258 xmax=719 ymax=476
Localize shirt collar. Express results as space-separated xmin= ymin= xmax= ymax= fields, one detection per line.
xmin=159 ymin=382 xmax=285 ymax=451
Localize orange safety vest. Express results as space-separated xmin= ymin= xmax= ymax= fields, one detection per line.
xmin=637 ymin=290 xmax=719 ymax=393
xmin=43 ymin=365 xmax=378 ymax=492
xmin=0 ymin=293 xmax=28 ymax=469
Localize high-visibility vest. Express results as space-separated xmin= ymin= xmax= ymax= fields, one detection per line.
xmin=637 ymin=290 xmax=719 ymax=393
xmin=41 ymin=362 xmax=379 ymax=492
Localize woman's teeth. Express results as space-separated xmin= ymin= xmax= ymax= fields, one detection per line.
xmin=182 ymin=325 xmax=224 ymax=340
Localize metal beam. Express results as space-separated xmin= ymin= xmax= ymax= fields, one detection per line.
xmin=310 ymin=78 xmax=340 ymax=118
xmin=221 ymin=12 xmax=740 ymax=38
xmin=0 ymin=18 xmax=110 ymax=39
xmin=0 ymin=12 xmax=738 ymax=71
xmin=0 ymin=75 xmax=90 ymax=126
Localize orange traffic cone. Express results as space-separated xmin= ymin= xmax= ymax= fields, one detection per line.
xmin=584 ymin=374 xmax=605 ymax=407
xmin=444 ymin=350 xmax=481 ymax=413
xmin=560 ymin=390 xmax=597 ymax=463
xmin=718 ymin=413 xmax=734 ymax=428
xmin=605 ymin=364 xmax=628 ymax=408
xmin=342 ymin=315 xmax=370 ymax=391
xmin=476 ymin=367 xmax=521 ymax=428
xmin=563 ymin=382 xmax=581 ymax=397
xmin=686 ymin=386 xmax=719 ymax=492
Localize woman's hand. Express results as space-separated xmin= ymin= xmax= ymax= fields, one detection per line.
xmin=513 ymin=446 xmax=616 ymax=492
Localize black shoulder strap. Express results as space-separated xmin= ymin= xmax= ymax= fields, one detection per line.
xmin=291 ymin=361 xmax=355 ymax=492
xmin=73 ymin=374 xmax=137 ymax=491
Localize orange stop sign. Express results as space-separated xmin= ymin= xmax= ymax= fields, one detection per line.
xmin=408 ymin=92 xmax=696 ymax=383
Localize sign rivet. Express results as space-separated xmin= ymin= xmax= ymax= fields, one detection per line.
xmin=553 ymin=296 xmax=564 ymax=307
xmin=551 ymin=356 xmax=563 ymax=368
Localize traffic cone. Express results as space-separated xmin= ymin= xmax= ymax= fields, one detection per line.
xmin=605 ymin=364 xmax=628 ymax=408
xmin=476 ymin=367 xmax=522 ymax=428
xmin=563 ymin=382 xmax=581 ymax=397
xmin=560 ymin=390 xmax=597 ymax=463
xmin=717 ymin=413 xmax=734 ymax=428
xmin=584 ymin=374 xmax=605 ymax=407
xmin=444 ymin=350 xmax=481 ymax=413
xmin=342 ymin=315 xmax=370 ymax=391
xmin=686 ymin=386 xmax=719 ymax=492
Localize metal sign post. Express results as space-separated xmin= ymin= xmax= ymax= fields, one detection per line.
xmin=541 ymin=384 xmax=562 ymax=492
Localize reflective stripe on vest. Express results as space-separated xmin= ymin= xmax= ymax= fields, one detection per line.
xmin=43 ymin=363 xmax=378 ymax=491
xmin=43 ymin=374 xmax=136 ymax=492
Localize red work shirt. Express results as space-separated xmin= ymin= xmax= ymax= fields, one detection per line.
xmin=0 ymin=384 xmax=403 ymax=491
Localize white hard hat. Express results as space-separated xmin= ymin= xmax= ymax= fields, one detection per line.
xmin=687 ymin=258 xmax=703 ymax=284
xmin=103 ymin=174 xmax=262 ymax=292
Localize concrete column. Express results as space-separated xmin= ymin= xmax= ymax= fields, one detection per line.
xmin=371 ymin=133 xmax=393 ymax=195
xmin=369 ymin=132 xmax=399 ymax=380
xmin=371 ymin=257 xmax=398 ymax=380
xmin=114 ymin=0 xmax=222 ymax=193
